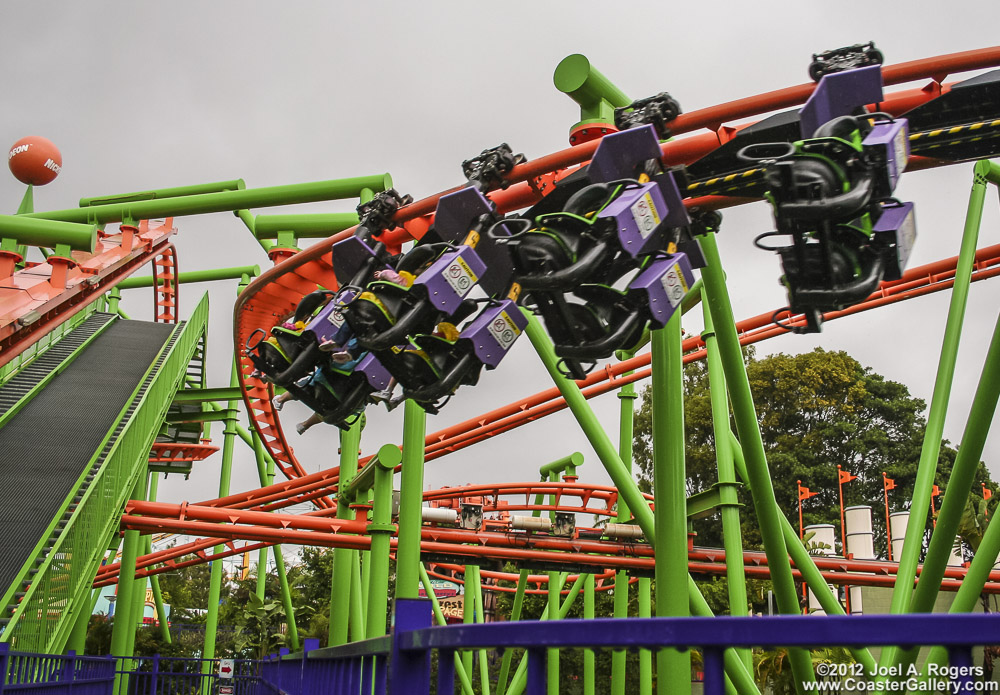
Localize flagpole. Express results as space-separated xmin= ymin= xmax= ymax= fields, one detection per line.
xmin=798 ymin=479 xmax=804 ymax=540
xmin=883 ymin=472 xmax=893 ymax=562
xmin=837 ymin=465 xmax=851 ymax=614
xmin=837 ymin=465 xmax=847 ymax=557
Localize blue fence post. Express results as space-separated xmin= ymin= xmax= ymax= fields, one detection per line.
xmin=389 ymin=598 xmax=433 ymax=695
xmin=0 ymin=642 xmax=10 ymax=695
xmin=62 ymin=651 xmax=75 ymax=692
xmin=437 ymin=649 xmax=455 ymax=694
xmin=947 ymin=647 xmax=975 ymax=693
xmin=150 ymin=653 xmax=159 ymax=694
xmin=703 ymin=648 xmax=725 ymax=695
xmin=526 ymin=648 xmax=547 ymax=695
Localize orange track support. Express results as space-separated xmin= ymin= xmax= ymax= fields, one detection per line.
xmin=151 ymin=242 xmax=179 ymax=323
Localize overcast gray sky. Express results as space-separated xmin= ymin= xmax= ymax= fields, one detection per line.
xmin=2 ymin=2 xmax=999 ymax=557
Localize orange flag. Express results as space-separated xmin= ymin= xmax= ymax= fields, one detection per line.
xmin=984 ymin=485 xmax=992 ymax=501
xmin=839 ymin=469 xmax=858 ymax=484
xmin=932 ymin=484 xmax=941 ymax=497
xmin=799 ymin=484 xmax=819 ymax=501
xmin=883 ymin=474 xmax=895 ymax=490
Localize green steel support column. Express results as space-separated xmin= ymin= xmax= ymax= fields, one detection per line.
xmin=919 ymin=478 xmax=1000 ymax=678
xmin=639 ymin=577 xmax=653 ymax=695
xmin=254 ymin=547 xmax=269 ymax=601
xmin=877 ymin=160 xmax=988 ymax=675
xmin=612 ymin=354 xmax=637 ymax=695
xmin=462 ymin=565 xmax=474 ymax=681
xmin=144 ymin=473 xmax=171 ymax=645
xmin=650 ymin=314 xmax=691 ymax=695
xmin=272 ymin=550 xmax=300 ymax=651
xmin=505 ymin=574 xmax=592 ymax=695
xmin=470 ymin=565 xmax=491 ymax=695
xmin=330 ymin=419 xmax=363 ymax=645
xmin=523 ymin=308 xmax=759 ymax=695
xmin=107 ymin=287 xmax=122 ymax=315
xmin=702 ymin=295 xmax=751 ymax=671
xmin=548 ymin=570 xmax=560 ymax=695
xmin=124 ymin=470 xmax=152 ymax=661
xmin=395 ymin=400 xmax=427 ymax=600
xmin=498 ymin=568 xmax=531 ymax=693
xmin=66 ymin=585 xmax=94 ymax=653
xmin=349 ymin=554 xmax=365 ymax=641
xmin=360 ymin=544 xmax=371 ymax=630
xmin=728 ymin=432 xmax=877 ymax=673
xmin=366 ymin=445 xmax=400 ymax=639
xmin=897 ymin=305 xmax=1000 ymax=676
xmin=201 ymin=364 xmax=240 ymax=674
xmin=109 ymin=475 xmax=144 ymax=693
xmin=584 ymin=573 xmax=595 ymax=695
xmin=252 ymin=430 xmax=270 ymax=601
xmin=419 ymin=563 xmax=475 ymax=695
xmin=696 ymin=232 xmax=814 ymax=691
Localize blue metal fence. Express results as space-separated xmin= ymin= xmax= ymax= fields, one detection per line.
xmin=263 ymin=599 xmax=1000 ymax=695
xmin=5 ymin=605 xmax=1000 ymax=694
xmin=0 ymin=643 xmax=114 ymax=694
xmin=112 ymin=654 xmax=275 ymax=695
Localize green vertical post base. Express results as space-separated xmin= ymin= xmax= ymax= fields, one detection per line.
xmin=330 ymin=419 xmax=362 ymax=646
xmin=366 ymin=445 xmax=400 ymax=640
xmin=878 ymin=161 xmax=988 ymax=675
xmin=524 ymin=308 xmax=760 ymax=695
xmin=697 ymin=232 xmax=814 ymax=692
xmin=651 ymin=316 xmax=691 ymax=695
xmin=273 ymin=549 xmax=300 ymax=651
xmin=395 ymin=401 xmax=427 ymax=600
xmin=702 ymin=296 xmax=751 ymax=671
xmin=584 ymin=573 xmax=595 ymax=695
xmin=638 ymin=577 xmax=653 ymax=695
xmin=255 ymin=546 xmax=269 ymax=601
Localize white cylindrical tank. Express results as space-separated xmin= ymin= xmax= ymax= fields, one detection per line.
xmin=845 ymin=506 xmax=875 ymax=614
xmin=604 ymin=524 xmax=644 ymax=540
xmin=422 ymin=507 xmax=458 ymax=524
xmin=890 ymin=511 xmax=909 ymax=560
xmin=511 ymin=516 xmax=552 ymax=532
xmin=804 ymin=524 xmax=837 ymax=555
xmin=949 ymin=539 xmax=964 ymax=567
xmin=805 ymin=524 xmax=839 ymax=615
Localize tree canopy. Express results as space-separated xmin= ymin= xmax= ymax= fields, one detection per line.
xmin=633 ymin=347 xmax=997 ymax=558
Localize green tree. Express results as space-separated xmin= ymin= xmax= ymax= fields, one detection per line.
xmin=633 ymin=347 xmax=996 ymax=558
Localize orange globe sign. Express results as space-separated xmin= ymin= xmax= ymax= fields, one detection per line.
xmin=8 ymin=136 xmax=62 ymax=186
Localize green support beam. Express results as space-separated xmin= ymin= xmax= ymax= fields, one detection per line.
xmin=171 ymin=387 xmax=245 ymax=403
xmin=612 ymin=351 xmax=636 ymax=695
xmin=553 ymin=54 xmax=631 ymax=125
xmin=330 ymin=419 xmax=362 ymax=646
xmin=117 ymin=266 xmax=260 ymax=290
xmin=650 ymin=314 xmax=691 ymax=695
xmin=79 ymin=179 xmax=245 ymax=207
xmin=395 ymin=400 xmax=427 ymax=601
xmin=366 ymin=445 xmax=401 ymax=639
xmin=0 ymin=215 xmax=96 ymax=253
xmin=523 ymin=308 xmax=760 ymax=695
xmin=697 ymin=231 xmax=815 ymax=692
xmin=877 ymin=160 xmax=989 ymax=677
xmin=253 ymin=213 xmax=359 ymax=240
xmin=703 ymin=295 xmax=751 ymax=671
xmin=25 ymin=174 xmax=392 ymax=225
